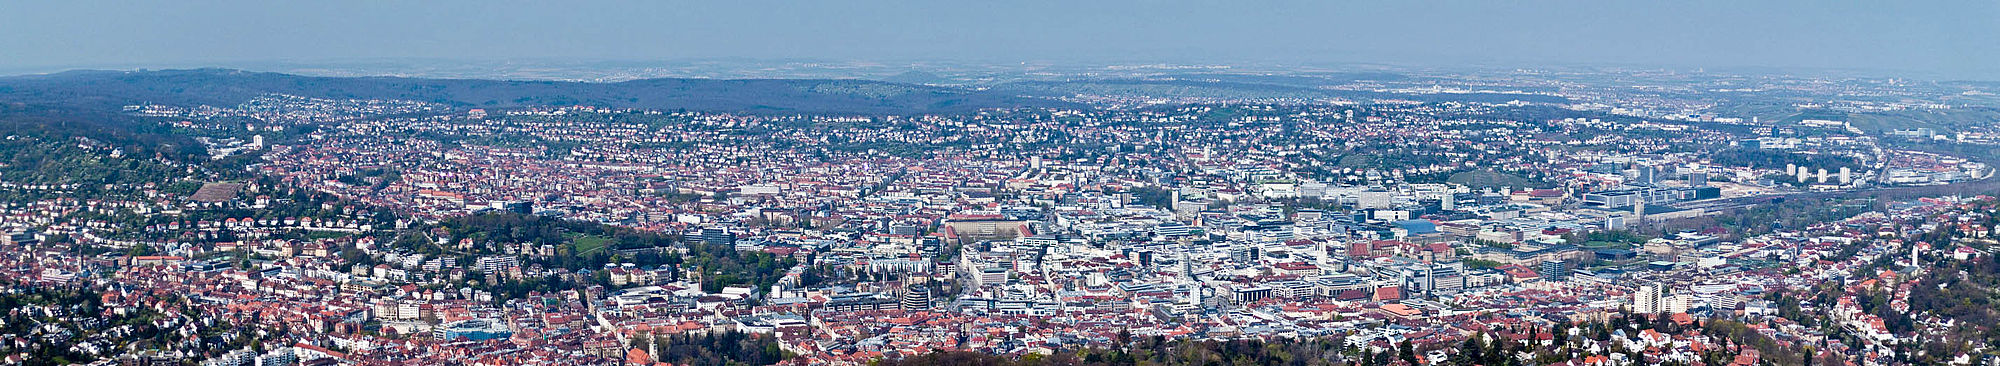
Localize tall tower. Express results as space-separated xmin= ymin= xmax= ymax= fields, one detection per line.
xmin=1425 ymin=262 xmax=1438 ymax=299
xmin=1182 ymin=249 xmax=1195 ymax=281
xmin=1911 ymin=243 xmax=1920 ymax=265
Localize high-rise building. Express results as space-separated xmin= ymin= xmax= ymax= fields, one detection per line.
xmin=1402 ymin=261 xmax=1466 ymax=297
xmin=1632 ymin=283 xmax=1668 ymax=314
xmin=1230 ymin=245 xmax=1262 ymax=264
xmin=1635 ymin=165 xmax=1659 ymax=186
xmin=1357 ymin=191 xmax=1394 ymax=210
xmin=1687 ymin=172 xmax=1707 ymax=187
xmin=1540 ymin=260 xmax=1568 ymax=282
xmin=900 ymin=284 xmax=932 ymax=311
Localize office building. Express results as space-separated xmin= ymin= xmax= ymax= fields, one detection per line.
xmin=701 ymin=226 xmax=734 ymax=246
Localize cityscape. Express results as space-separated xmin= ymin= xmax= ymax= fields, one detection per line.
xmin=3 ymin=2 xmax=2000 ymax=366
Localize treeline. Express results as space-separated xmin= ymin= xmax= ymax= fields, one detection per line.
xmin=0 ymin=103 xmax=208 ymax=164
xmin=1561 ymin=230 xmax=1651 ymax=247
xmin=436 ymin=212 xmax=673 ymax=248
xmin=879 ymin=337 xmax=1366 ymax=366
xmin=630 ymin=330 xmax=790 ymax=366
xmin=418 ymin=212 xmax=799 ymax=294
xmin=0 ymin=286 xmax=162 ymax=366
xmin=0 ymin=134 xmax=195 ymax=202
xmin=875 ymin=312 xmax=1811 ymax=366
xmin=1890 ymin=249 xmax=2000 ymax=364
xmin=1703 ymin=197 xmax=1874 ymax=239
xmin=1446 ymin=169 xmax=1551 ymax=190
xmin=1695 ymin=320 xmax=1806 ymax=366
xmin=685 ymin=235 xmax=799 ymax=293
xmin=1 ymin=287 xmax=103 ymax=366
xmin=1706 ymin=148 xmax=1864 ymax=173
xmin=416 ymin=213 xmax=668 ymax=274
xmin=1123 ymin=186 xmax=1175 ymax=209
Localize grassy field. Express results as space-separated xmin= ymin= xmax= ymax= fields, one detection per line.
xmin=567 ymin=233 xmax=615 ymax=255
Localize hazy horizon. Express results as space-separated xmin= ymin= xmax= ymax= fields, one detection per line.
xmin=5 ymin=1 xmax=1998 ymax=80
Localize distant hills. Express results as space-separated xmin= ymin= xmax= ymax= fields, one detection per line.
xmin=0 ymin=68 xmax=1073 ymax=114
xmin=991 ymin=76 xmax=1569 ymax=104
xmin=0 ymin=69 xmax=1573 ymax=116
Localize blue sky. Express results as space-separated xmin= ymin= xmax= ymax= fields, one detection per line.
xmin=4 ymin=1 xmax=1996 ymax=79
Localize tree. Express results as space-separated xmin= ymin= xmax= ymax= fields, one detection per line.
xmin=1399 ymin=339 xmax=1418 ymax=366
xmin=629 ymin=332 xmax=651 ymax=350
xmin=127 ymin=242 xmax=156 ymax=257
xmin=1456 ymin=334 xmax=1485 ymax=365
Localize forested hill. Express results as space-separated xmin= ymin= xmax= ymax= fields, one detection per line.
xmin=0 ymin=68 xmax=1072 ymax=114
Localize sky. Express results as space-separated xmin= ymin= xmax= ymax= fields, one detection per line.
xmin=3 ymin=1 xmax=1998 ymax=79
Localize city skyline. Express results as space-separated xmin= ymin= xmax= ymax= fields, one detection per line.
xmin=5 ymin=2 xmax=2000 ymax=365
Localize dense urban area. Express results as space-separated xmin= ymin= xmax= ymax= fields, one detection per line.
xmin=4 ymin=66 xmax=2000 ymax=366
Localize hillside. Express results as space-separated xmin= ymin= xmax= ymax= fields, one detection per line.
xmin=0 ymin=69 xmax=1072 ymax=115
